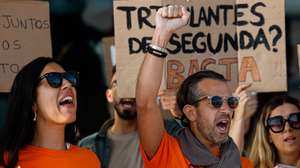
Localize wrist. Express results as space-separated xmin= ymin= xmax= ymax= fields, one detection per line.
xmin=147 ymin=44 xmax=168 ymax=58
xmin=152 ymin=28 xmax=172 ymax=48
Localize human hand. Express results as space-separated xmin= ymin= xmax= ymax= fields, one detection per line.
xmin=233 ymin=83 xmax=258 ymax=121
xmin=153 ymin=5 xmax=190 ymax=45
xmin=158 ymin=89 xmax=182 ymax=118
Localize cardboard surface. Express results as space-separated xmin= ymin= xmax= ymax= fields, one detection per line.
xmin=298 ymin=44 xmax=300 ymax=76
xmin=0 ymin=1 xmax=52 ymax=92
xmin=114 ymin=0 xmax=286 ymax=97
xmin=101 ymin=36 xmax=115 ymax=84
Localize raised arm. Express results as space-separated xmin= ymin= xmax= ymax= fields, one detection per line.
xmin=230 ymin=83 xmax=258 ymax=153
xmin=136 ymin=5 xmax=190 ymax=159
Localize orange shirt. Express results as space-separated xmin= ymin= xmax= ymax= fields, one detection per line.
xmin=141 ymin=131 xmax=253 ymax=168
xmin=3 ymin=145 xmax=100 ymax=168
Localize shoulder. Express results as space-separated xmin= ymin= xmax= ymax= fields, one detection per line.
xmin=70 ymin=145 xmax=101 ymax=167
xmin=141 ymin=131 xmax=189 ymax=167
xmin=71 ymin=145 xmax=99 ymax=160
xmin=72 ymin=145 xmax=94 ymax=154
xmin=164 ymin=119 xmax=183 ymax=136
xmin=240 ymin=156 xmax=254 ymax=168
xmin=78 ymin=132 xmax=99 ymax=147
xmin=78 ymin=119 xmax=114 ymax=148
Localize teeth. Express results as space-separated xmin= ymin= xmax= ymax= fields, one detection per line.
xmin=220 ymin=120 xmax=228 ymax=124
xmin=62 ymin=96 xmax=73 ymax=102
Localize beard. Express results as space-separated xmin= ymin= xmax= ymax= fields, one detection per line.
xmin=207 ymin=131 xmax=229 ymax=145
xmin=197 ymin=113 xmax=231 ymax=146
xmin=114 ymin=98 xmax=137 ymax=120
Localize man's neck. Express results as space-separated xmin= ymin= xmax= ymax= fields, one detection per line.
xmin=110 ymin=114 xmax=137 ymax=135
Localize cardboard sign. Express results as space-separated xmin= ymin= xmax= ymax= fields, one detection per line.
xmin=298 ymin=44 xmax=300 ymax=76
xmin=101 ymin=36 xmax=115 ymax=84
xmin=114 ymin=0 xmax=286 ymax=98
xmin=0 ymin=1 xmax=52 ymax=92
xmin=236 ymin=0 xmax=286 ymax=92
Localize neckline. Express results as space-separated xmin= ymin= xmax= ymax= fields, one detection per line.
xmin=25 ymin=143 xmax=74 ymax=154
xmin=275 ymin=163 xmax=296 ymax=168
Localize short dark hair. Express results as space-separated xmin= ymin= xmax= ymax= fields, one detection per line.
xmin=0 ymin=57 xmax=76 ymax=168
xmin=176 ymin=70 xmax=226 ymax=111
xmin=176 ymin=70 xmax=226 ymax=125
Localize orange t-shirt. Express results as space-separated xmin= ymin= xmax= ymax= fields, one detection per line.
xmin=3 ymin=145 xmax=100 ymax=168
xmin=141 ymin=131 xmax=253 ymax=168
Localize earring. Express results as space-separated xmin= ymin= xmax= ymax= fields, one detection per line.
xmin=33 ymin=112 xmax=37 ymax=121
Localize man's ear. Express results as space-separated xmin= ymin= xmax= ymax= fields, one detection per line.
xmin=106 ymin=89 xmax=114 ymax=103
xmin=182 ymin=104 xmax=197 ymax=122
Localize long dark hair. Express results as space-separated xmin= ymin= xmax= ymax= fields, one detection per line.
xmin=0 ymin=57 xmax=76 ymax=168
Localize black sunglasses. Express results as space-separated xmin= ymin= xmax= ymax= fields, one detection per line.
xmin=266 ymin=112 xmax=300 ymax=133
xmin=37 ymin=71 xmax=79 ymax=88
xmin=191 ymin=95 xmax=239 ymax=109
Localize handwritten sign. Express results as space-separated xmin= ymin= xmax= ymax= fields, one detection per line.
xmin=101 ymin=37 xmax=115 ymax=84
xmin=114 ymin=0 xmax=286 ymax=97
xmin=0 ymin=1 xmax=52 ymax=92
xmin=298 ymin=44 xmax=300 ymax=76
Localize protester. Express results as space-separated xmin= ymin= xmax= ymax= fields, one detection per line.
xmin=249 ymin=95 xmax=300 ymax=168
xmin=136 ymin=5 xmax=253 ymax=168
xmin=79 ymin=66 xmax=143 ymax=168
xmin=0 ymin=57 xmax=100 ymax=168
xmin=230 ymin=83 xmax=258 ymax=153
xmin=79 ymin=65 xmax=183 ymax=168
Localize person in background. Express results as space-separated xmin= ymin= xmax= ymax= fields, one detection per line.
xmin=78 ymin=66 xmax=181 ymax=168
xmin=158 ymin=89 xmax=185 ymax=134
xmin=78 ymin=66 xmax=143 ymax=168
xmin=230 ymin=83 xmax=258 ymax=153
xmin=136 ymin=5 xmax=253 ymax=168
xmin=159 ymin=89 xmax=181 ymax=119
xmin=0 ymin=57 xmax=100 ymax=168
xmin=249 ymin=95 xmax=300 ymax=168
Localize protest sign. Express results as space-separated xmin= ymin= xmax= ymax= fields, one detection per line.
xmin=114 ymin=0 xmax=286 ymax=97
xmin=0 ymin=1 xmax=51 ymax=92
xmin=101 ymin=36 xmax=115 ymax=84
xmin=298 ymin=44 xmax=300 ymax=76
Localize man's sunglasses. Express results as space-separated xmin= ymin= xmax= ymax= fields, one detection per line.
xmin=37 ymin=71 xmax=79 ymax=88
xmin=266 ymin=112 xmax=300 ymax=133
xmin=191 ymin=95 xmax=239 ymax=109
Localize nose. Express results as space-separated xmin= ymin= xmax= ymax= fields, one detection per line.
xmin=219 ymin=99 xmax=232 ymax=115
xmin=283 ymin=120 xmax=292 ymax=133
xmin=61 ymin=78 xmax=73 ymax=89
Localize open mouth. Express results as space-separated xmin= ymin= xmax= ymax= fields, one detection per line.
xmin=59 ymin=96 xmax=74 ymax=106
xmin=120 ymin=99 xmax=135 ymax=108
xmin=216 ymin=119 xmax=229 ymax=134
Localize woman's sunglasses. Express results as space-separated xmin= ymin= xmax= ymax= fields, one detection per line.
xmin=266 ymin=112 xmax=300 ymax=133
xmin=191 ymin=95 xmax=239 ymax=109
xmin=37 ymin=71 xmax=79 ymax=88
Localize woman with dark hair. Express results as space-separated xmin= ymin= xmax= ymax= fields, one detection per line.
xmin=249 ymin=95 xmax=300 ymax=168
xmin=0 ymin=57 xmax=100 ymax=168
